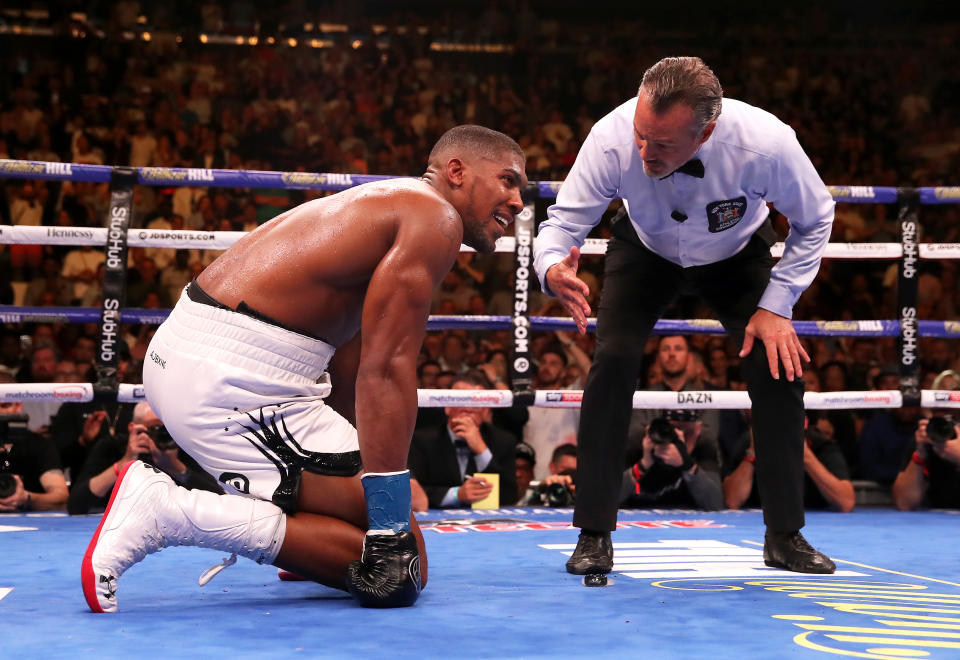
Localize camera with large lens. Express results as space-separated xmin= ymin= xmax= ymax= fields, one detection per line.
xmin=647 ymin=417 xmax=678 ymax=445
xmin=536 ymin=469 xmax=576 ymax=507
xmin=145 ymin=424 xmax=177 ymax=451
xmin=0 ymin=413 xmax=29 ymax=499
xmin=927 ymin=415 xmax=957 ymax=447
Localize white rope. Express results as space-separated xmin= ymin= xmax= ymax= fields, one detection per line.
xmin=0 ymin=383 xmax=93 ymax=402
xmin=417 ymin=388 xmax=514 ymax=408
xmin=4 ymin=384 xmax=955 ymax=410
xmin=3 ymin=225 xmax=958 ymax=259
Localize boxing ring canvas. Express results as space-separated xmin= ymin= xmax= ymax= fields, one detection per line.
xmin=0 ymin=162 xmax=959 ymax=658
xmin=2 ymin=507 xmax=959 ymax=659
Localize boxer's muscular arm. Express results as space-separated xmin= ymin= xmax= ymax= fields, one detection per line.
xmin=355 ymin=201 xmax=461 ymax=473
xmin=326 ymin=331 xmax=360 ymax=426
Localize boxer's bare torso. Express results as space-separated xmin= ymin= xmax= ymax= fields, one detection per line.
xmin=198 ymin=178 xmax=459 ymax=347
xmin=196 ymin=152 xmax=526 ymax=473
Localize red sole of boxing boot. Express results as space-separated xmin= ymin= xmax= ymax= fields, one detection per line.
xmin=81 ymin=460 xmax=138 ymax=613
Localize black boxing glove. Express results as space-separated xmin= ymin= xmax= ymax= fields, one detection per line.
xmin=346 ymin=471 xmax=423 ymax=608
xmin=346 ymin=529 xmax=422 ymax=608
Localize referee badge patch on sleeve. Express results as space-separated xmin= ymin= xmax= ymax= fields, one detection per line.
xmin=706 ymin=196 xmax=747 ymax=233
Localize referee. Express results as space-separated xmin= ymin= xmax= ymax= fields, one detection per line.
xmin=533 ymin=56 xmax=836 ymax=575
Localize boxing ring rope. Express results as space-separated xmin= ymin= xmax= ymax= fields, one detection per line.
xmin=1 ymin=159 xmax=959 ymax=410
xmin=1 ymin=306 xmax=959 ymax=340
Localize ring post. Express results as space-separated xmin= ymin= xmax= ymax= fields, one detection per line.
xmin=95 ymin=167 xmax=137 ymax=400
xmin=509 ymin=188 xmax=537 ymax=406
xmin=896 ymin=187 xmax=921 ymax=407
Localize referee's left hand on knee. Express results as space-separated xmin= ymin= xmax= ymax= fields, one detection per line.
xmin=740 ymin=308 xmax=810 ymax=381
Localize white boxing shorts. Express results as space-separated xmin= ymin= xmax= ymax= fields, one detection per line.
xmin=143 ymin=283 xmax=360 ymax=512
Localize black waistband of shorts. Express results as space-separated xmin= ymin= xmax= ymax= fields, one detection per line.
xmin=186 ymin=280 xmax=328 ymax=343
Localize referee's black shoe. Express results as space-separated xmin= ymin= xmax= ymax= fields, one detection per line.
xmin=566 ymin=530 xmax=613 ymax=574
xmin=763 ymin=531 xmax=836 ymax=574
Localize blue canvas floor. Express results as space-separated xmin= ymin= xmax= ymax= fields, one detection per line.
xmin=2 ymin=507 xmax=959 ymax=659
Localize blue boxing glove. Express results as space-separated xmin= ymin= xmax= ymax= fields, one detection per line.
xmin=346 ymin=470 xmax=422 ymax=608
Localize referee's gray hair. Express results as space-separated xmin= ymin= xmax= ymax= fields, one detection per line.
xmin=638 ymin=57 xmax=723 ymax=131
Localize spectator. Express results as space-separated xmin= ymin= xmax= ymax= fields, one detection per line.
xmin=127 ymin=258 xmax=172 ymax=308
xmin=67 ymin=402 xmax=219 ymax=515
xmin=523 ymin=342 xmax=582 ymax=479
xmin=19 ymin=344 xmax=62 ymax=436
xmin=437 ymin=333 xmax=469 ymax=374
xmin=723 ymin=418 xmax=855 ymax=513
xmin=62 ymin=245 xmax=105 ymax=303
xmin=24 ymin=256 xmax=74 ymax=307
xmin=514 ymin=441 xmax=537 ymax=505
xmin=818 ymin=360 xmax=859 ymax=474
xmin=129 ymin=121 xmax=157 ymax=167
xmin=160 ymin=249 xmax=193 ymax=304
xmin=620 ymin=411 xmax=723 ymax=510
xmin=528 ymin=443 xmax=579 ymax=507
xmin=408 ymin=372 xmax=518 ymax=509
xmin=0 ymin=377 xmax=68 ymax=512
xmin=49 ymin=341 xmax=134 ymax=482
xmin=626 ymin=336 xmax=720 ymax=467
xmin=892 ymin=415 xmax=960 ymax=510
xmin=859 ymin=400 xmax=922 ymax=485
xmin=54 ymin=359 xmax=78 ymax=383
xmin=706 ymin=345 xmax=738 ymax=389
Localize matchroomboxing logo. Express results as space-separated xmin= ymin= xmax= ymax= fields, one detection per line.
xmin=424 ymin=392 xmax=509 ymax=406
xmin=53 ymin=385 xmax=87 ymax=400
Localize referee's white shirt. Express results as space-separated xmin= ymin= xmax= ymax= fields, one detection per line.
xmin=532 ymin=97 xmax=835 ymax=319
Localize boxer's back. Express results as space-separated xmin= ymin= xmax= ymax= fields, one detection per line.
xmin=197 ymin=178 xmax=458 ymax=347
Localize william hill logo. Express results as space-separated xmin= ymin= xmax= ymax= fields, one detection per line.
xmin=140 ymin=168 xmax=215 ymax=182
xmin=828 ymin=186 xmax=876 ymax=199
xmin=817 ymin=321 xmax=860 ymax=332
xmin=0 ymin=160 xmax=44 ymax=175
xmin=933 ymin=187 xmax=960 ymax=201
xmin=281 ymin=172 xmax=353 ymax=187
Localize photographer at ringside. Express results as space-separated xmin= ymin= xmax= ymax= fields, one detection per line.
xmin=619 ymin=410 xmax=724 ymax=510
xmin=67 ymin=402 xmax=219 ymax=515
xmin=529 ymin=443 xmax=579 ymax=507
xmin=0 ymin=398 xmax=68 ymax=513
xmin=892 ymin=413 xmax=960 ymax=511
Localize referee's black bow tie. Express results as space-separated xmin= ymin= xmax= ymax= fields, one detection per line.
xmin=673 ymin=158 xmax=704 ymax=178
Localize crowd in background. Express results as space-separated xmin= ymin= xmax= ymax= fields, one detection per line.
xmin=1 ymin=1 xmax=959 ymax=511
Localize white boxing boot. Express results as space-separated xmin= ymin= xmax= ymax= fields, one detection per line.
xmin=82 ymin=461 xmax=286 ymax=613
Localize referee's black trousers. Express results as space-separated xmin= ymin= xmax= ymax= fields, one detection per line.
xmin=572 ymin=220 xmax=806 ymax=534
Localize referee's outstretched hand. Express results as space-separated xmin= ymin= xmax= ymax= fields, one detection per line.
xmin=739 ymin=308 xmax=810 ymax=381
xmin=545 ymin=247 xmax=592 ymax=334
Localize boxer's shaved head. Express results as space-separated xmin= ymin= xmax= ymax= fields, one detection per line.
xmin=428 ymin=125 xmax=524 ymax=166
